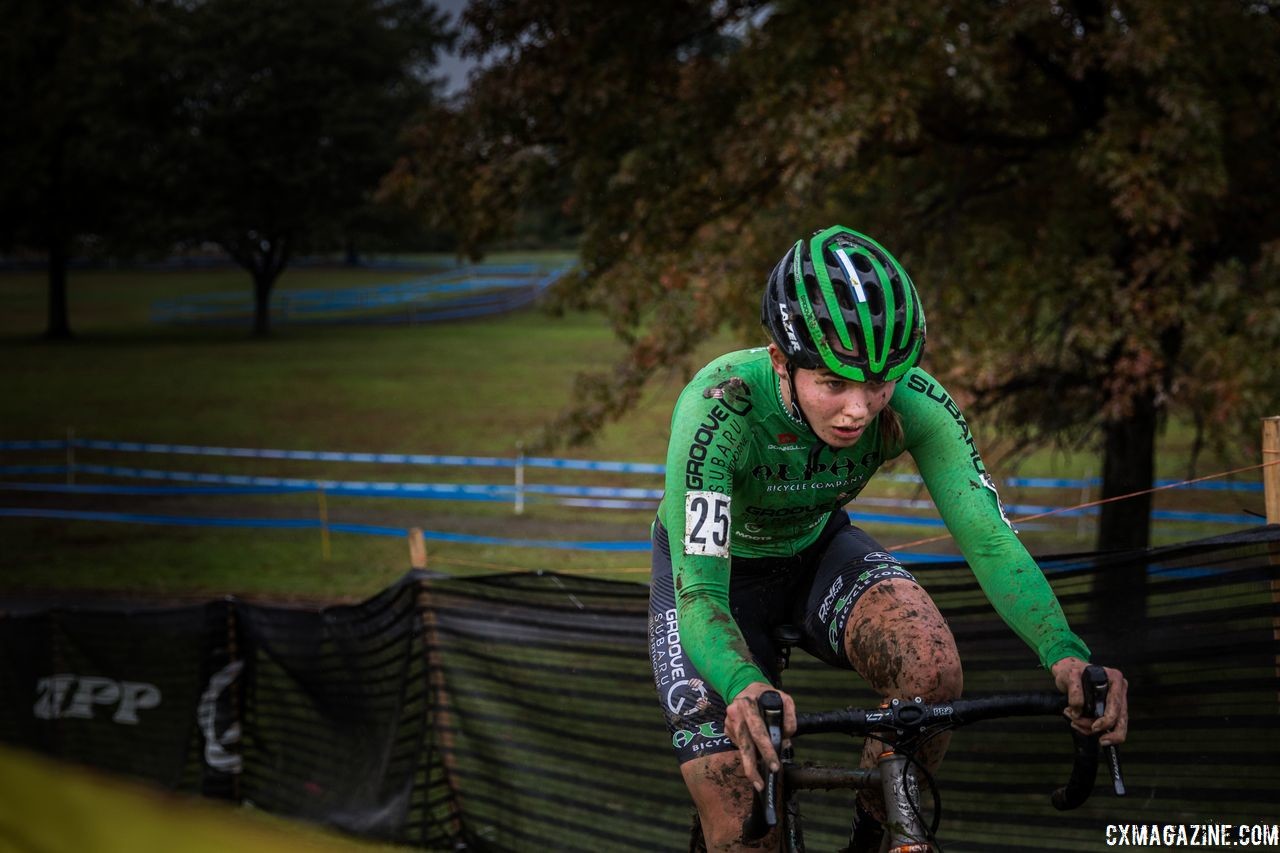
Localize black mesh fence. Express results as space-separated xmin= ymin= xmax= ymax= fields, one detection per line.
xmin=1 ymin=526 xmax=1278 ymax=851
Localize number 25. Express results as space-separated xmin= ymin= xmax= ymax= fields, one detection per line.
xmin=689 ymin=495 xmax=729 ymax=547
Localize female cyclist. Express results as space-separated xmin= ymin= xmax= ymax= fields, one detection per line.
xmin=647 ymin=225 xmax=1129 ymax=851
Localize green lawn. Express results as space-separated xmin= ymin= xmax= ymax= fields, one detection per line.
xmin=0 ymin=259 xmax=1265 ymax=600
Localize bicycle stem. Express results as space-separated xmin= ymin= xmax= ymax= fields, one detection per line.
xmin=878 ymin=747 xmax=932 ymax=853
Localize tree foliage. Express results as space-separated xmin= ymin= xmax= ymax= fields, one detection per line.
xmin=2 ymin=0 xmax=453 ymax=338
xmin=0 ymin=0 xmax=173 ymax=338
xmin=394 ymin=0 xmax=1280 ymax=549
xmin=163 ymin=0 xmax=453 ymax=335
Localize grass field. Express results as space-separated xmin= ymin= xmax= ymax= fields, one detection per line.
xmin=0 ymin=257 xmax=1267 ymax=601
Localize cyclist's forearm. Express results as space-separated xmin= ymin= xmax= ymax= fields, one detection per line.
xmin=898 ymin=370 xmax=1091 ymax=670
xmin=963 ymin=535 xmax=1091 ymax=668
xmin=675 ymin=582 xmax=767 ymax=702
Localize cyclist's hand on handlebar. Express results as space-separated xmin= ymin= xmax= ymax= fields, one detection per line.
xmin=725 ymin=681 xmax=796 ymax=792
xmin=1051 ymin=657 xmax=1129 ymax=747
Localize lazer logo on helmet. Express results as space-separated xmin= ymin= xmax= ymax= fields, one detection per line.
xmin=777 ymin=301 xmax=802 ymax=352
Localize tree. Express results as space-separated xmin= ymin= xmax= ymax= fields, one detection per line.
xmin=164 ymin=0 xmax=452 ymax=335
xmin=395 ymin=0 xmax=1280 ymax=555
xmin=0 ymin=0 xmax=172 ymax=339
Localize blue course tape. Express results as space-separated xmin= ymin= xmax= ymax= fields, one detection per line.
xmin=847 ymin=511 xmax=947 ymax=528
xmin=1 ymin=472 xmax=1257 ymax=526
xmin=0 ymin=508 xmax=320 ymax=530
xmin=1150 ymin=509 xmax=1260 ymax=525
xmin=10 ymin=465 xmax=666 ymax=502
xmin=70 ymin=465 xmax=519 ymax=499
xmin=522 ymin=457 xmax=667 ymax=475
xmin=890 ymin=552 xmax=964 ymax=564
xmin=56 ymin=440 xmax=662 ymax=474
xmin=72 ymin=441 xmax=519 ymax=468
xmin=522 ymin=483 xmax=663 ymax=500
xmin=0 ymin=481 xmax=306 ymax=496
xmin=2 ymin=438 xmax=1264 ymax=491
xmin=0 ymin=465 xmax=70 ymax=476
xmin=0 ymin=479 xmax=664 ymax=509
xmin=0 ymin=508 xmax=651 ymax=551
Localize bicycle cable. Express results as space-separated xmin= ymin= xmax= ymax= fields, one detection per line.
xmin=898 ymin=743 xmax=944 ymax=852
xmin=847 ymin=729 xmax=945 ymax=850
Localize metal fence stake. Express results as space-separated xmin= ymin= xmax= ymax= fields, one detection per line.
xmin=515 ymin=444 xmax=525 ymax=516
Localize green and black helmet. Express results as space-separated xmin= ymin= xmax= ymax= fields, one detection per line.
xmin=761 ymin=225 xmax=926 ymax=383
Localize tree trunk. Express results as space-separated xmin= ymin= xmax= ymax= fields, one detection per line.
xmin=45 ymin=235 xmax=73 ymax=340
xmin=252 ymin=271 xmax=274 ymax=337
xmin=1096 ymin=391 xmax=1157 ymax=551
xmin=1092 ymin=388 xmax=1157 ymax=660
xmin=238 ymin=235 xmax=289 ymax=337
xmin=44 ymin=129 xmax=72 ymax=341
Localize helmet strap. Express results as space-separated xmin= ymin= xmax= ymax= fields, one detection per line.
xmin=785 ymin=361 xmax=830 ymax=465
xmin=785 ymin=362 xmax=813 ymax=429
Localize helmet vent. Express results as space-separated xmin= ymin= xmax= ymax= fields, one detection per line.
xmin=762 ymin=226 xmax=925 ymax=381
xmin=865 ymin=283 xmax=885 ymax=317
xmin=783 ymin=270 xmax=800 ymax=303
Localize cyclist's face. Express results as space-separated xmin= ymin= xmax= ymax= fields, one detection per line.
xmin=768 ymin=344 xmax=895 ymax=448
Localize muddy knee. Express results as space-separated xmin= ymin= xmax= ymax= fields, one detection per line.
xmin=844 ymin=579 xmax=963 ymax=700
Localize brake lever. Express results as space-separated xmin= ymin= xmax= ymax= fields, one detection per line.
xmin=741 ymin=690 xmax=785 ymax=841
xmin=1083 ymin=664 xmax=1126 ymax=797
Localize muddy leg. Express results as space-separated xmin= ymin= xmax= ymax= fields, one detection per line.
xmin=843 ymin=578 xmax=963 ymax=818
xmin=681 ymin=750 xmax=778 ymax=852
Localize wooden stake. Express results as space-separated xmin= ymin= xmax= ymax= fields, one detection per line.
xmin=1263 ymin=416 xmax=1280 ymax=705
xmin=418 ymin=581 xmax=465 ymax=839
xmin=408 ymin=527 xmax=428 ymax=570
xmin=1263 ymin=417 xmax=1280 ymax=524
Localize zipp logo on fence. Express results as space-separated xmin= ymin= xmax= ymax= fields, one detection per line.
xmin=34 ymin=674 xmax=162 ymax=725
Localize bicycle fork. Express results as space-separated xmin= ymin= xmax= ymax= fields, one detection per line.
xmin=876 ymin=747 xmax=932 ymax=853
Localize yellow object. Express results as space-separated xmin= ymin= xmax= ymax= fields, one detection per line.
xmin=0 ymin=745 xmax=398 ymax=853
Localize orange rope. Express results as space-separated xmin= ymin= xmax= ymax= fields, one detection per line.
xmin=890 ymin=458 xmax=1280 ymax=551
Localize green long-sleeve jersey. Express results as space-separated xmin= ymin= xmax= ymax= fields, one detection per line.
xmin=658 ymin=348 xmax=1090 ymax=703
